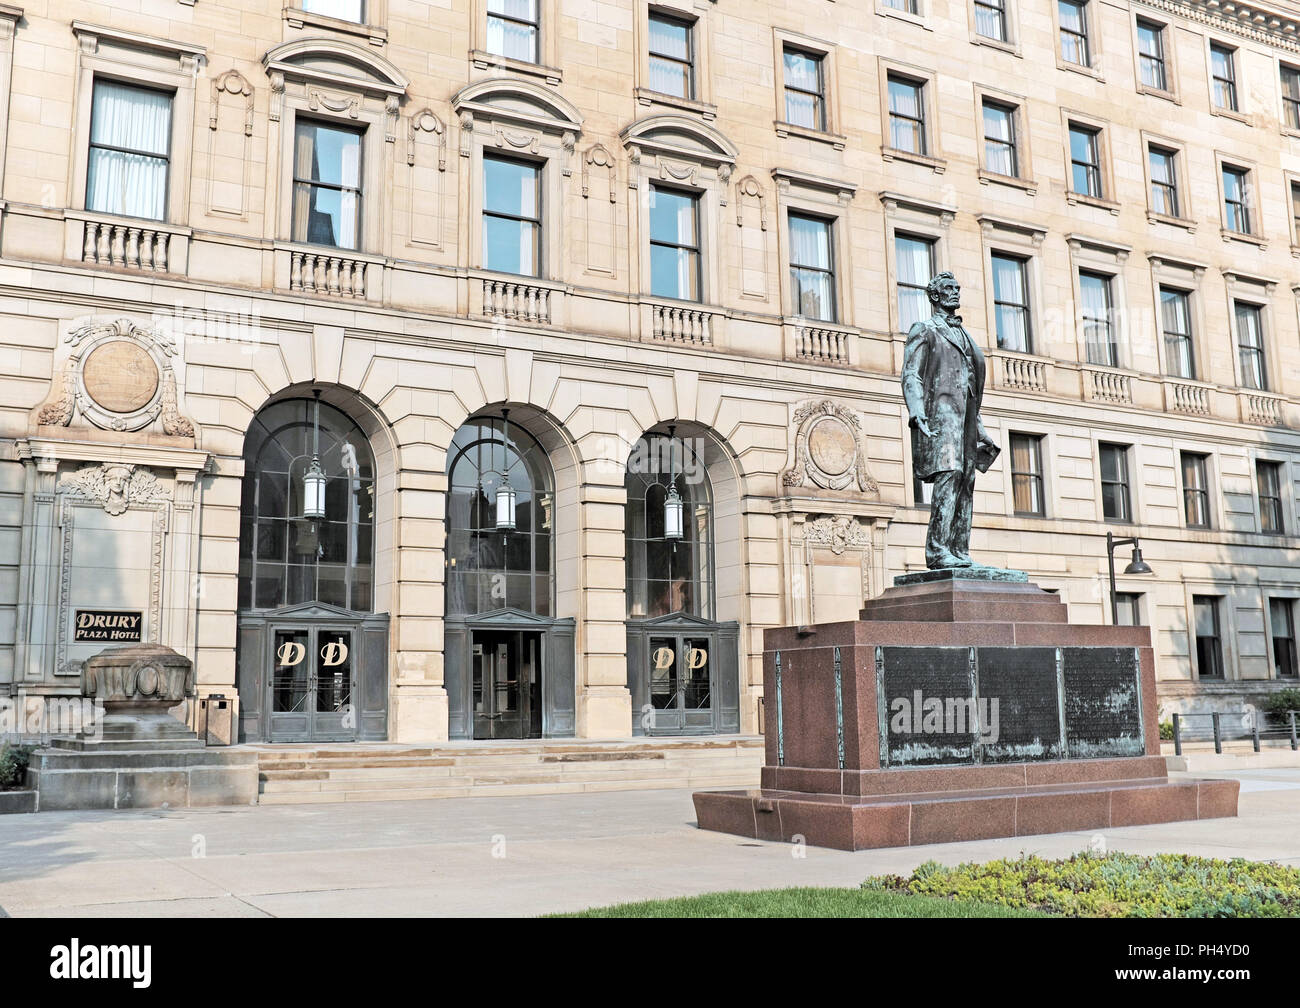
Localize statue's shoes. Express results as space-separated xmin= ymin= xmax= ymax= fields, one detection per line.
xmin=932 ymin=553 xmax=971 ymax=568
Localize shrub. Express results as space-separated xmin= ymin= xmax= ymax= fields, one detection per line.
xmin=1262 ymin=688 xmax=1300 ymax=715
xmin=0 ymin=742 xmax=33 ymax=790
xmin=1159 ymin=720 xmax=1175 ymax=740
xmin=865 ymin=852 xmax=1300 ymax=918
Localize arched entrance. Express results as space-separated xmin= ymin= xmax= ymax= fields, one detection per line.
xmin=624 ymin=428 xmax=739 ymax=735
xmin=443 ymin=411 xmax=575 ymax=739
xmin=235 ymin=394 xmax=390 ymax=742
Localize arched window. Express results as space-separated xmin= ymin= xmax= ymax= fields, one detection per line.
xmin=446 ymin=415 xmax=554 ymax=617
xmin=238 ymin=398 xmax=375 ymax=611
xmin=625 ymin=432 xmax=714 ymax=620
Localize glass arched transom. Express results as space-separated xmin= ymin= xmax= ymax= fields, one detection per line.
xmin=238 ymin=398 xmax=376 ymax=611
xmin=446 ymin=415 xmax=554 ymax=617
xmin=625 ymin=433 xmax=714 ymax=620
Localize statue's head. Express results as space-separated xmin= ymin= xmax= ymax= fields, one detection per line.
xmin=926 ymin=272 xmax=961 ymax=311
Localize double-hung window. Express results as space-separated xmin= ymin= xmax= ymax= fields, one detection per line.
xmin=487 ymin=0 xmax=539 ymax=63
xmin=1222 ymin=165 xmax=1252 ymax=234
xmin=788 ymin=213 xmax=836 ymax=322
xmin=982 ymin=100 xmax=1018 ymax=177
xmin=1283 ymin=66 xmax=1300 ymax=130
xmin=1069 ymin=124 xmax=1102 ymax=198
xmin=1010 ymin=433 xmax=1046 ymax=516
xmin=1079 ymin=271 xmax=1117 ymax=366
xmin=1136 ymin=20 xmax=1168 ymax=91
xmin=975 ymin=0 xmax=1008 ymax=42
xmin=1059 ymin=0 xmax=1090 ymax=67
xmin=895 ymin=234 xmax=935 ymax=332
xmin=302 ymin=0 xmax=364 ymax=20
xmin=782 ymin=47 xmax=825 ymax=130
xmin=887 ymin=75 xmax=927 ymax=155
xmin=1160 ymin=287 xmax=1195 ymax=379
xmin=1271 ymin=599 xmax=1298 ymax=678
xmin=1234 ymin=301 xmax=1267 ymax=390
xmin=292 ymin=120 xmax=363 ymax=250
xmin=1258 ymin=461 xmax=1285 ymax=534
xmin=991 ymin=253 xmax=1031 ymax=352
xmin=1148 ymin=146 xmax=1179 ymax=217
xmin=1193 ymin=596 xmax=1225 ymax=679
xmin=1100 ymin=443 xmax=1132 ymax=522
xmin=649 ymin=184 xmax=701 ymax=301
xmin=87 ymin=80 xmax=173 ymax=222
xmin=1211 ymin=43 xmax=1238 ymax=111
xmin=483 ymin=154 xmax=541 ymax=277
xmin=648 ymin=13 xmax=694 ymax=99
xmin=1181 ymin=452 xmax=1211 ymax=528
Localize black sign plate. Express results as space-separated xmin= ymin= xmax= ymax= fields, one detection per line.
xmin=879 ymin=646 xmax=975 ymax=767
xmin=976 ymin=646 xmax=1063 ymax=763
xmin=73 ymin=610 xmax=143 ymax=643
xmin=1061 ymin=647 xmax=1144 ymax=758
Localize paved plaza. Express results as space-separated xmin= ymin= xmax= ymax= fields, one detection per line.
xmin=1 ymin=769 xmax=1297 ymax=917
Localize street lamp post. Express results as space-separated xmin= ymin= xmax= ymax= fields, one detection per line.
xmin=1106 ymin=531 xmax=1154 ymax=624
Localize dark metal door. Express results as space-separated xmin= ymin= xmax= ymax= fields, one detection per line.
xmin=472 ymin=631 xmax=541 ymax=739
xmin=646 ymin=633 xmax=713 ymax=733
xmin=269 ymin=625 xmax=356 ymax=742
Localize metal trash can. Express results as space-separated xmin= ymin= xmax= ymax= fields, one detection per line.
xmin=198 ymin=694 xmax=234 ymax=747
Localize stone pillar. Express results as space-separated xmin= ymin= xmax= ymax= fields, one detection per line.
xmin=575 ymin=481 xmax=632 ymax=738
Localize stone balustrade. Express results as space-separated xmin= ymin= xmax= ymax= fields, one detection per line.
xmin=482 ymin=277 xmax=552 ymax=324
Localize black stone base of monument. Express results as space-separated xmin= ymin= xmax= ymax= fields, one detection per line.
xmin=894 ymin=566 xmax=1029 ymax=586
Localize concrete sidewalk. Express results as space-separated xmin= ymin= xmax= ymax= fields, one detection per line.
xmin=0 ymin=769 xmax=1297 ymax=917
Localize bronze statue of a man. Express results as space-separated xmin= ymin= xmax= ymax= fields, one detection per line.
xmin=901 ymin=272 xmax=1000 ymax=569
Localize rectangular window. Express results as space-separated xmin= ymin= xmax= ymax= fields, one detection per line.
xmin=1010 ymin=433 xmax=1046 ymax=516
xmin=1099 ymin=442 xmax=1132 ymax=522
xmin=1291 ymin=181 xmax=1300 ymax=243
xmin=302 ymin=0 xmax=364 ymax=20
xmin=487 ymin=0 xmax=539 ymax=64
xmin=1234 ymin=301 xmax=1267 ymax=391
xmin=292 ymin=119 xmax=362 ymax=250
xmin=788 ymin=213 xmax=836 ymax=322
xmin=783 ymin=47 xmax=825 ymax=131
xmin=1069 ymin=124 xmax=1102 ymax=198
xmin=482 ymin=154 xmax=541 ymax=277
xmin=991 ymin=253 xmax=1031 ymax=352
xmin=1222 ymin=165 xmax=1252 ymax=234
xmin=648 ymin=12 xmax=694 ymax=99
xmin=895 ymin=233 xmax=935 ymax=332
xmin=86 ymin=80 xmax=173 ymax=223
xmin=982 ymin=100 xmax=1018 ymax=177
xmin=1059 ymin=0 xmax=1091 ymax=67
xmin=1283 ymin=66 xmax=1300 ymax=130
xmin=1211 ymin=43 xmax=1238 ymax=110
xmin=1114 ymin=591 xmax=1142 ymax=626
xmin=1148 ymin=145 xmax=1180 ymax=218
xmin=1271 ymin=599 xmax=1299 ymax=677
xmin=1193 ymin=595 xmax=1225 ymax=679
xmin=1137 ymin=20 xmax=1168 ymax=91
xmin=1258 ymin=460 xmax=1284 ymax=534
xmin=1160 ymin=287 xmax=1195 ymax=379
xmin=885 ymin=0 xmax=920 ymax=12
xmin=1181 ymin=451 xmax=1211 ymax=528
xmin=887 ymin=74 xmax=927 ymax=155
xmin=975 ymin=0 xmax=1008 ymax=41
xmin=1079 ymin=270 xmax=1117 ymax=366
xmin=649 ymin=184 xmax=700 ymax=301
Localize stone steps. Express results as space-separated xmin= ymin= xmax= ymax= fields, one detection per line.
xmin=254 ymin=737 xmax=764 ymax=805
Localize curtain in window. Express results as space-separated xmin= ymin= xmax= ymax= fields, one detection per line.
xmin=1160 ymin=289 xmax=1194 ymax=378
xmin=302 ymin=0 xmax=364 ymax=20
xmin=789 ymin=215 xmax=832 ymax=320
xmin=783 ymin=50 xmax=821 ymax=128
xmin=649 ymin=188 xmax=698 ymax=300
xmin=992 ymin=256 xmax=1028 ymax=351
xmin=487 ymin=0 xmax=538 ymax=62
xmin=648 ymin=17 xmax=690 ymax=97
xmin=86 ymin=81 xmax=172 ymax=221
xmin=1079 ymin=273 xmax=1115 ymax=365
xmin=896 ymin=236 xmax=932 ymax=331
xmin=1235 ymin=303 xmax=1266 ymax=390
xmin=983 ymin=105 xmax=1015 ymax=176
xmin=1011 ymin=437 xmax=1041 ymax=515
xmin=888 ymin=80 xmax=923 ymax=152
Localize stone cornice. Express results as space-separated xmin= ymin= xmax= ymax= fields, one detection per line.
xmin=1138 ymin=0 xmax=1300 ymax=53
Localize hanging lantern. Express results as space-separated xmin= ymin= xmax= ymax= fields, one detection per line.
xmin=664 ymin=483 xmax=683 ymax=541
xmin=496 ymin=472 xmax=517 ymax=531
xmin=302 ymin=390 xmax=326 ymax=519
xmin=302 ymin=454 xmax=327 ymax=520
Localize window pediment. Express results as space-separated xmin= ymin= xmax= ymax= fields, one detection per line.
xmin=263 ymin=38 xmax=408 ymax=97
xmin=452 ymin=78 xmax=583 ymax=135
xmin=620 ymin=115 xmax=737 ymax=167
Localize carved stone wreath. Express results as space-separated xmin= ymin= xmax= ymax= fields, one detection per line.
xmin=35 ymin=318 xmax=195 ymax=436
xmin=781 ymin=399 xmax=879 ymax=494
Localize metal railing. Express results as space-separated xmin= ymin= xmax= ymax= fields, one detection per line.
xmin=1170 ymin=709 xmax=1300 ymax=755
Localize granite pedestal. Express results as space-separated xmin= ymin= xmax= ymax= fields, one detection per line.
xmin=694 ymin=570 xmax=1239 ymax=850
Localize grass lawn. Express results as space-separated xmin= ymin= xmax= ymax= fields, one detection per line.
xmin=558 ymin=886 xmax=1047 ymax=918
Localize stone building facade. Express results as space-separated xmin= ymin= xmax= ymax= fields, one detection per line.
xmin=1 ymin=0 xmax=1299 ymax=743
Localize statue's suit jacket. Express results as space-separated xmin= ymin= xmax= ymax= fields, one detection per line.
xmin=901 ymin=311 xmax=997 ymax=481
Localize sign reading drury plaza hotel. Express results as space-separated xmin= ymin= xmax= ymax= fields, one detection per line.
xmin=1 ymin=0 xmax=1299 ymax=746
